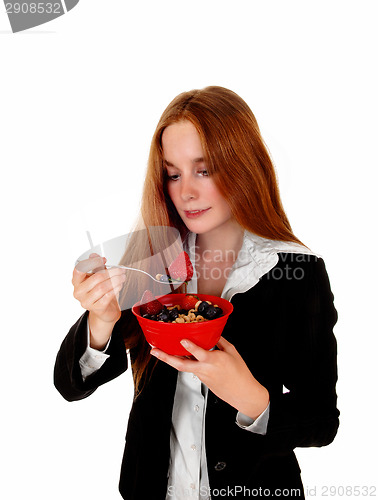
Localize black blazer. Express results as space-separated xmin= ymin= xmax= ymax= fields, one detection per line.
xmin=54 ymin=254 xmax=339 ymax=499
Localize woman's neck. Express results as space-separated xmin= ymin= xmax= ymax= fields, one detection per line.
xmin=194 ymin=221 xmax=244 ymax=296
xmin=196 ymin=221 xmax=244 ymax=264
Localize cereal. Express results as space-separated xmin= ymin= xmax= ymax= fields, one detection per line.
xmin=142 ymin=299 xmax=223 ymax=323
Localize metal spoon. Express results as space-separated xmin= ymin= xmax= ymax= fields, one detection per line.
xmin=75 ymin=257 xmax=183 ymax=285
xmin=104 ymin=263 xmax=184 ymax=285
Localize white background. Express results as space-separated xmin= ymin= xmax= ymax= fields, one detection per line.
xmin=1 ymin=1 xmax=377 ymax=499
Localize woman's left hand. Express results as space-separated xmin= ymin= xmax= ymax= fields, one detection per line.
xmin=150 ymin=336 xmax=269 ymax=420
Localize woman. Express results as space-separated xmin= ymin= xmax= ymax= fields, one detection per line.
xmin=54 ymin=86 xmax=339 ymax=499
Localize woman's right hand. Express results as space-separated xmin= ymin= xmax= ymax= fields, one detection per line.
xmin=72 ymin=253 xmax=126 ymax=349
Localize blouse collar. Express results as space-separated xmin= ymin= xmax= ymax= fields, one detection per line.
xmin=185 ymin=231 xmax=320 ymax=301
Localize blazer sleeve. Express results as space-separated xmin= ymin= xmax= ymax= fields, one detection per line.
xmin=263 ymin=256 xmax=339 ymax=454
xmin=53 ymin=309 xmax=133 ymax=402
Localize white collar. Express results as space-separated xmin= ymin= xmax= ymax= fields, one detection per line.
xmin=185 ymin=231 xmax=320 ymax=301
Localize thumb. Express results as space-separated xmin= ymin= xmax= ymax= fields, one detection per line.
xmin=216 ymin=336 xmax=234 ymax=351
xmin=75 ymin=255 xmax=106 ymax=273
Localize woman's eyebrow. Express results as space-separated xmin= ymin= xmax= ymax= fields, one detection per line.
xmin=193 ymin=157 xmax=205 ymax=164
xmin=164 ymin=158 xmax=205 ymax=168
xmin=164 ymin=160 xmax=176 ymax=168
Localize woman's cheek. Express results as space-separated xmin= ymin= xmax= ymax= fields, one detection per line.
xmin=167 ymin=183 xmax=179 ymax=208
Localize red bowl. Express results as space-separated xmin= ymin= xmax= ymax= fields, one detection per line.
xmin=132 ymin=293 xmax=233 ymax=356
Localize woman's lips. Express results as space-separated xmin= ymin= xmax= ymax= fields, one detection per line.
xmin=183 ymin=208 xmax=211 ymax=219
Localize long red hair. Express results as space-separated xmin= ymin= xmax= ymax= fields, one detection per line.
xmin=142 ymin=85 xmax=302 ymax=244
xmin=122 ymin=86 xmax=303 ymax=397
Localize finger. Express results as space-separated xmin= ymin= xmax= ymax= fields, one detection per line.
xmin=89 ymin=253 xmax=104 ymax=259
xmin=91 ymin=283 xmax=123 ymax=310
xmin=74 ymin=270 xmax=126 ymax=305
xmin=72 ymin=258 xmax=108 ymax=286
xmin=89 ymin=254 xmax=108 ymax=271
xmin=92 ymin=259 xmax=107 ymax=273
xmin=82 ymin=273 xmax=126 ymax=305
xmin=216 ymin=336 xmax=235 ymax=352
xmin=75 ymin=256 xmax=105 ymax=274
xmin=72 ymin=266 xmax=88 ymax=286
xmin=94 ymin=280 xmax=125 ymax=302
xmin=150 ymin=348 xmax=199 ymax=372
xmin=76 ymin=267 xmax=126 ymax=295
xmin=179 ymin=339 xmax=210 ymax=362
xmin=88 ymin=267 xmax=126 ymax=281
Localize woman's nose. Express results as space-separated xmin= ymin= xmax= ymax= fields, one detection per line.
xmin=180 ymin=176 xmax=198 ymax=201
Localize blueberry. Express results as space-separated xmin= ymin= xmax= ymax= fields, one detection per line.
xmin=214 ymin=306 xmax=223 ymax=318
xmin=205 ymin=306 xmax=223 ymax=319
xmin=204 ymin=305 xmax=218 ymax=320
xmin=169 ymin=308 xmax=179 ymax=321
xmin=198 ymin=301 xmax=210 ymax=315
xmin=178 ymin=309 xmax=187 ymax=315
xmin=143 ymin=313 xmax=151 ymax=319
xmin=157 ymin=310 xmax=170 ymax=322
xmin=150 ymin=314 xmax=157 ymax=321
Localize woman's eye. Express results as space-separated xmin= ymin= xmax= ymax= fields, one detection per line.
xmin=166 ymin=169 xmax=208 ymax=180
xmin=168 ymin=174 xmax=180 ymax=181
xmin=198 ymin=169 xmax=209 ymax=176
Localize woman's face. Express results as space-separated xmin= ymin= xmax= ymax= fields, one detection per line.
xmin=162 ymin=120 xmax=234 ymax=236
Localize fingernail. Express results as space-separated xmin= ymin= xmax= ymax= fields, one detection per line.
xmin=180 ymin=340 xmax=189 ymax=348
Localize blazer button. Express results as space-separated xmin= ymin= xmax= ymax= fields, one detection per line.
xmin=214 ymin=461 xmax=226 ymax=471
